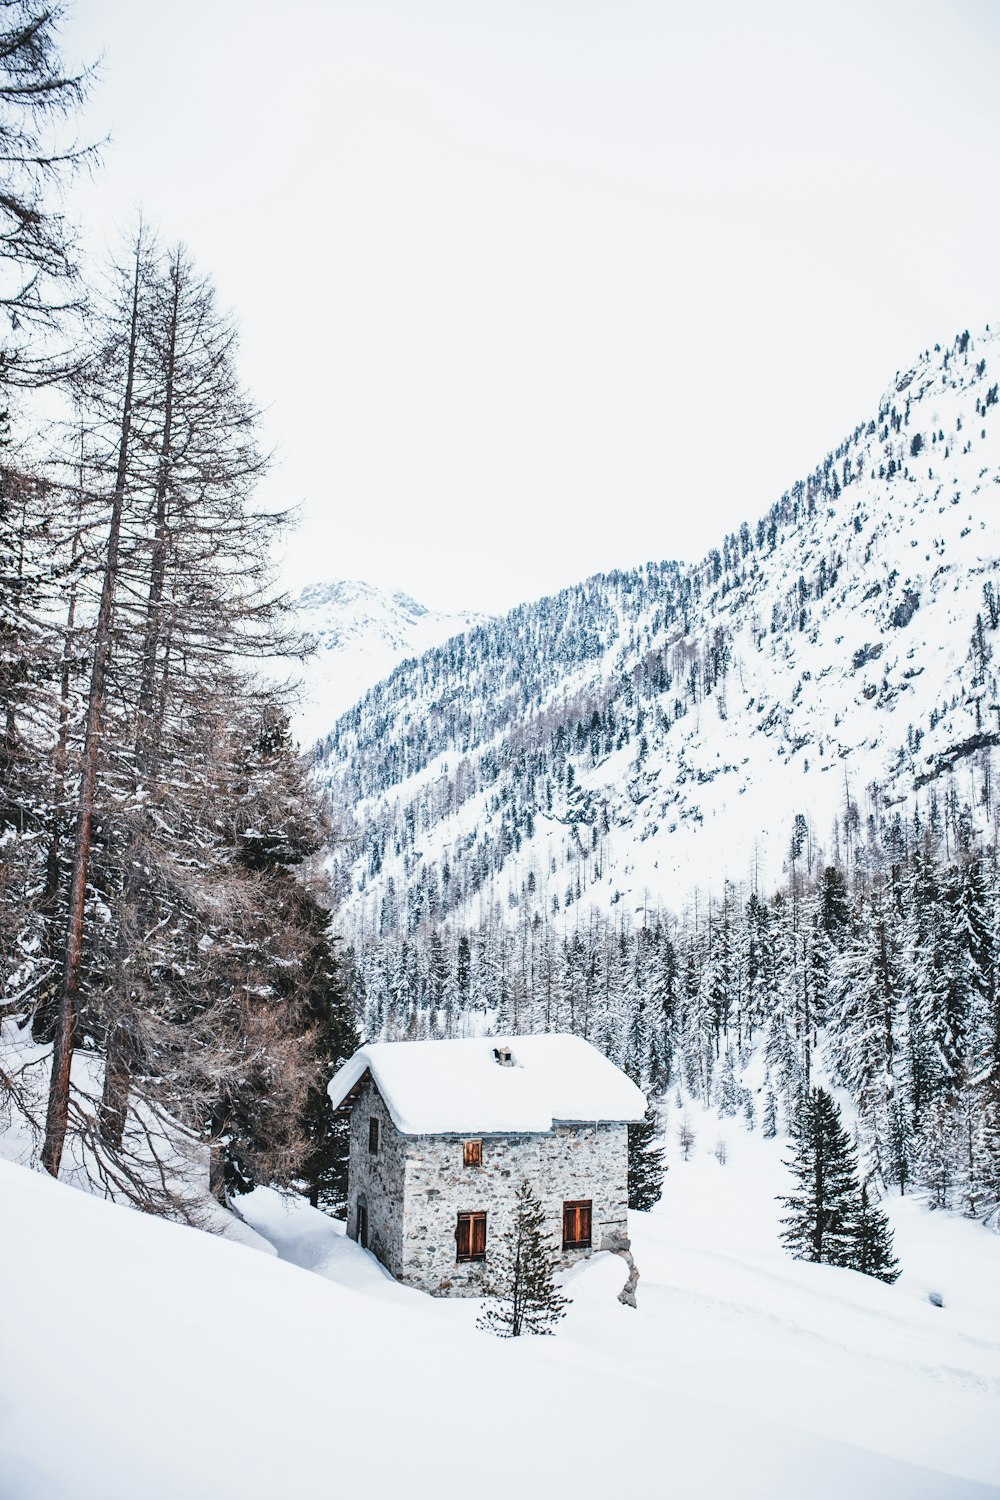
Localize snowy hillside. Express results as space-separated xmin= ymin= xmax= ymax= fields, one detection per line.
xmin=291 ymin=579 xmax=485 ymax=745
xmin=3 ymin=1099 xmax=998 ymax=1499
xmin=315 ymin=326 xmax=1000 ymax=936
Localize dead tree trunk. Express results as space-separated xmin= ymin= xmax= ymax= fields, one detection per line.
xmin=33 ymin=462 xmax=85 ymax=1043
xmin=42 ymin=236 xmax=145 ymax=1178
xmin=98 ymin=251 xmax=180 ymax=1149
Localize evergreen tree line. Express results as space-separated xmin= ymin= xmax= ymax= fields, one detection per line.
xmin=343 ymin=836 xmax=1000 ymax=1226
xmin=0 ymin=6 xmax=356 ymax=1214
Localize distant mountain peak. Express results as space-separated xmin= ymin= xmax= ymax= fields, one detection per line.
xmin=290 ymin=579 xmax=486 ymax=745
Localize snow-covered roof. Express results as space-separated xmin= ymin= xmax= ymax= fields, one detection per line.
xmin=327 ymin=1034 xmax=646 ymax=1135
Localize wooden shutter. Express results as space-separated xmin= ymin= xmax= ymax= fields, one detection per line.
xmin=369 ymin=1117 xmax=379 ymax=1155
xmin=457 ymin=1211 xmax=487 ymax=1262
xmin=463 ymin=1139 xmax=482 ymax=1168
xmin=562 ymin=1200 xmax=592 ymax=1249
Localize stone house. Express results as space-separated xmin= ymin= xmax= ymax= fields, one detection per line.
xmin=327 ymin=1033 xmax=646 ymax=1296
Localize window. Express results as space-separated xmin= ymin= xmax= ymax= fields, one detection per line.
xmin=463 ymin=1139 xmax=482 ymax=1168
xmin=562 ymin=1200 xmax=592 ymax=1250
xmin=368 ymin=1117 xmax=379 ymax=1155
xmin=456 ymin=1211 xmax=487 ymax=1262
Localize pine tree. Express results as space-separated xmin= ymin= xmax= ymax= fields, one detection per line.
xmin=477 ymin=1180 xmax=570 ymax=1337
xmin=298 ymin=930 xmax=360 ymax=1213
xmin=628 ymin=1104 xmax=665 ymax=1210
xmin=779 ymin=1087 xmax=860 ymax=1267
xmin=852 ymin=1184 xmax=900 ymax=1283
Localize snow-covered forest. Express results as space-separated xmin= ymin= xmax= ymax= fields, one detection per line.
xmin=0 ymin=5 xmax=355 ymax=1212
xmin=342 ymin=841 xmax=1000 ymax=1223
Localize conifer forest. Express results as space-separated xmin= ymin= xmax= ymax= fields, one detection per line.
xmin=0 ymin=3 xmax=356 ymax=1215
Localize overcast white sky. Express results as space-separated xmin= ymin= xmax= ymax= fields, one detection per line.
xmin=60 ymin=0 xmax=1000 ymax=614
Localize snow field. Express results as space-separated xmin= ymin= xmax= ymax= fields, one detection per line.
xmin=3 ymin=1156 xmax=981 ymax=1500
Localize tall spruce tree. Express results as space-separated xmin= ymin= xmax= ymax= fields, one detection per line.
xmin=477 ymin=1180 xmax=570 ymax=1337
xmin=628 ymin=1103 xmax=666 ymax=1210
xmin=779 ymin=1087 xmax=860 ymax=1267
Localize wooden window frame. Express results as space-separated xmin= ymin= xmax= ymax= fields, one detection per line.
xmin=456 ymin=1211 xmax=487 ymax=1262
xmin=368 ymin=1117 xmax=379 ymax=1155
xmin=463 ymin=1139 xmax=483 ymax=1168
xmin=562 ymin=1199 xmax=592 ymax=1250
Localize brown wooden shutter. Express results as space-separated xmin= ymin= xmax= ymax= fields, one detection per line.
xmin=456 ymin=1211 xmax=487 ymax=1261
xmin=463 ymin=1139 xmax=482 ymax=1168
xmin=562 ymin=1199 xmax=592 ymax=1248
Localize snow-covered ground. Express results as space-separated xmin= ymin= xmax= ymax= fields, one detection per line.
xmin=2 ymin=1096 xmax=997 ymax=1498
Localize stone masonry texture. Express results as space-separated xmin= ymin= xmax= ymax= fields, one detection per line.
xmin=346 ymin=1076 xmax=406 ymax=1278
xmin=347 ymin=1081 xmax=629 ymax=1296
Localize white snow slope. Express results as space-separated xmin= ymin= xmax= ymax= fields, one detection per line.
xmin=2 ymin=1099 xmax=998 ymax=1499
xmin=290 ymin=578 xmax=485 ymax=746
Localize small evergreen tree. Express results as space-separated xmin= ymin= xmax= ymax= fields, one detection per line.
xmin=852 ymin=1184 xmax=900 ymax=1283
xmin=716 ymin=1048 xmax=738 ymax=1117
xmin=628 ymin=1104 xmax=666 ymax=1210
xmin=779 ymin=1087 xmax=860 ymax=1267
xmin=477 ymin=1180 xmax=570 ymax=1337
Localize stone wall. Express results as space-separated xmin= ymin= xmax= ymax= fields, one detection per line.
xmin=399 ymin=1121 xmax=629 ymax=1296
xmin=346 ymin=1076 xmax=406 ymax=1278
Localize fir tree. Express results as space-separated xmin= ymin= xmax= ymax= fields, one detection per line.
xmin=477 ymin=1180 xmax=570 ymax=1337
xmin=628 ymin=1104 xmax=666 ymax=1210
xmin=297 ymin=924 xmax=360 ymax=1213
xmin=852 ymin=1183 xmax=900 ymax=1283
xmin=779 ymin=1087 xmax=860 ymax=1267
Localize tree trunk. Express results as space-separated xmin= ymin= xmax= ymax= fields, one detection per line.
xmin=33 ymin=472 xmax=84 ymax=1043
xmin=98 ymin=1018 xmax=132 ymax=1151
xmin=42 ymin=235 xmax=144 ymax=1178
xmin=97 ymin=250 xmax=180 ymax=1146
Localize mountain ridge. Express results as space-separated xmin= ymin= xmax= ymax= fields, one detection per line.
xmin=315 ymin=323 xmax=1000 ymax=939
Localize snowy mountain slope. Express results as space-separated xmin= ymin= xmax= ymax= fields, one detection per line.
xmin=290 ymin=578 xmax=485 ymax=745
xmin=4 ymin=1104 xmax=997 ymax=1498
xmin=315 ymin=325 xmax=1000 ymax=937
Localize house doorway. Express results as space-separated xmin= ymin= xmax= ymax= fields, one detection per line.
xmin=356 ymin=1199 xmax=368 ymax=1249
